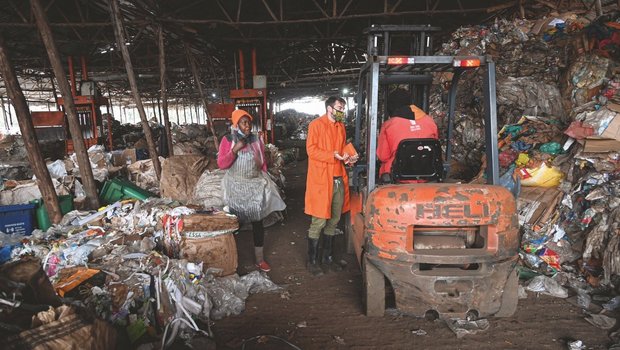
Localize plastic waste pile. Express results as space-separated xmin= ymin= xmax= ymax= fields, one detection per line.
xmin=428 ymin=11 xmax=620 ymax=339
xmin=0 ymin=197 xmax=281 ymax=348
xmin=0 ymin=125 xmax=289 ymax=347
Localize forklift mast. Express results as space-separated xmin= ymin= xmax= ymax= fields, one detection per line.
xmin=353 ymin=25 xmax=500 ymax=191
xmin=31 ymin=56 xmax=112 ymax=154
xmin=230 ymin=48 xmax=274 ymax=144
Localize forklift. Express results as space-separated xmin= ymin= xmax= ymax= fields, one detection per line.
xmin=31 ymin=56 xmax=112 ymax=154
xmin=347 ymin=25 xmax=520 ymax=319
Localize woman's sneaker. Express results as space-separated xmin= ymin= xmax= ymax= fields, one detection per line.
xmin=255 ymin=260 xmax=271 ymax=272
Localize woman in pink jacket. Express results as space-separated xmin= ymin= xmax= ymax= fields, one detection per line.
xmin=217 ymin=109 xmax=285 ymax=272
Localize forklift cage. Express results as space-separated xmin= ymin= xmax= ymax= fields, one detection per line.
xmin=352 ymin=25 xmax=500 ymax=193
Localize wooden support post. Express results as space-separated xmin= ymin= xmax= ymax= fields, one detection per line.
xmin=157 ymin=26 xmax=174 ymax=156
xmin=151 ymin=98 xmax=158 ymax=123
xmin=184 ymin=42 xmax=219 ymax=151
xmin=0 ymin=34 xmax=62 ymax=224
xmin=595 ymin=0 xmax=603 ymax=16
xmin=6 ymin=96 xmax=12 ymax=126
xmin=0 ymin=95 xmax=9 ymax=130
xmin=175 ymin=103 xmax=180 ymax=124
xmin=31 ymin=0 xmax=100 ymax=209
xmin=189 ymin=103 xmax=194 ymax=124
xmin=109 ymin=0 xmax=161 ymax=178
xmin=156 ymin=96 xmax=162 ymax=124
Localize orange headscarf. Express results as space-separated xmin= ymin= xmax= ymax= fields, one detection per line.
xmin=232 ymin=109 xmax=252 ymax=127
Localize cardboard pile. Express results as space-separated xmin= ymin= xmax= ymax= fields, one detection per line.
xmin=576 ymin=102 xmax=620 ymax=152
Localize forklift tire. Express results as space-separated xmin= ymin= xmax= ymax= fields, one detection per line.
xmin=494 ymin=267 xmax=519 ymax=317
xmin=362 ymin=254 xmax=385 ymax=317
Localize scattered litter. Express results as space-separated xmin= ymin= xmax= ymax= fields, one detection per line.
xmin=240 ymin=335 xmax=302 ymax=350
xmin=584 ymin=312 xmax=617 ymax=330
xmin=445 ymin=318 xmax=490 ymax=338
xmin=603 ymin=296 xmax=620 ymax=311
xmin=525 ymin=275 xmax=568 ymax=298
xmin=411 ymin=328 xmax=427 ymax=336
xmin=333 ymin=335 xmax=346 ymax=345
xmin=568 ymin=340 xmax=586 ymax=350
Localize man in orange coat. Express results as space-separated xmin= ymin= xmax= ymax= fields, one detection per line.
xmin=304 ymin=96 xmax=357 ymax=275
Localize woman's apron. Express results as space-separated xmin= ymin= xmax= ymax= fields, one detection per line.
xmin=222 ymin=146 xmax=267 ymax=223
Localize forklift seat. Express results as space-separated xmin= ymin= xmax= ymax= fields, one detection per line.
xmin=391 ymin=138 xmax=444 ymax=183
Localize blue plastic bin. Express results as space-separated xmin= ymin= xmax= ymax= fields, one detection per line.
xmin=0 ymin=203 xmax=36 ymax=236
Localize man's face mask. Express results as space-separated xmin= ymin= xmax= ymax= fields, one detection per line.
xmin=332 ymin=108 xmax=345 ymax=123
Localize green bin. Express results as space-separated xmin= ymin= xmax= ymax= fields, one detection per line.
xmin=100 ymin=178 xmax=156 ymax=204
xmin=32 ymin=195 xmax=74 ymax=231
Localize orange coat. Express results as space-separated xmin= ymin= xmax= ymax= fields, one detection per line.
xmin=304 ymin=114 xmax=350 ymax=219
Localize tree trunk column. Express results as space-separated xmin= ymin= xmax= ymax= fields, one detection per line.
xmin=109 ymin=0 xmax=162 ymax=178
xmin=158 ymin=25 xmax=174 ymax=156
xmin=0 ymin=34 xmax=62 ymax=224
xmin=31 ymin=0 xmax=100 ymax=209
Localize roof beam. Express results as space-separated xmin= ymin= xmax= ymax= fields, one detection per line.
xmin=339 ymin=0 xmax=354 ymax=17
xmin=391 ymin=0 xmax=404 ymax=13
xmin=74 ymin=0 xmax=85 ymax=22
xmin=280 ymin=0 xmax=283 ymax=20
xmin=236 ymin=0 xmax=242 ymax=22
xmin=44 ymin=0 xmax=57 ymax=12
xmin=0 ymin=3 xmax=529 ymax=28
xmin=55 ymin=6 xmax=84 ymax=41
xmin=172 ymin=0 xmax=202 ymax=14
xmin=312 ymin=0 xmax=330 ymax=18
xmin=261 ymin=0 xmax=279 ymax=21
xmin=9 ymin=0 xmax=28 ymax=23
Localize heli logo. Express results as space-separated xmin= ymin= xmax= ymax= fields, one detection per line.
xmin=416 ymin=203 xmax=490 ymax=219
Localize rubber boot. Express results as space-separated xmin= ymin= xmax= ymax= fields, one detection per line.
xmin=321 ymin=235 xmax=342 ymax=272
xmin=307 ymin=238 xmax=323 ymax=276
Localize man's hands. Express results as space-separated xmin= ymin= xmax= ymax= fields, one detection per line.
xmin=334 ymin=151 xmax=345 ymax=161
xmin=346 ymin=154 xmax=359 ymax=165
xmin=334 ymin=151 xmax=358 ymax=165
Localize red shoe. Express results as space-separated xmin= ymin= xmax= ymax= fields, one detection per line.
xmin=255 ymin=260 xmax=271 ymax=272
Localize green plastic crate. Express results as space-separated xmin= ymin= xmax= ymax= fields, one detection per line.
xmin=100 ymin=178 xmax=156 ymax=204
xmin=31 ymin=195 xmax=74 ymax=231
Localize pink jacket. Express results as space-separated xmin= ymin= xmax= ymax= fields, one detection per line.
xmin=217 ymin=135 xmax=268 ymax=172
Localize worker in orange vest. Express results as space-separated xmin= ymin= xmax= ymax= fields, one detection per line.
xmin=304 ymin=96 xmax=358 ymax=275
xmin=377 ymin=89 xmax=439 ymax=181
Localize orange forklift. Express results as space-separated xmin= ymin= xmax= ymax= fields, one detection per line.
xmin=31 ymin=56 xmax=112 ymax=154
xmin=347 ymin=25 xmax=519 ymax=320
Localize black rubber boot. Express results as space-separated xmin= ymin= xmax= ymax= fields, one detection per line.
xmin=321 ymin=235 xmax=342 ymax=272
xmin=307 ymin=238 xmax=323 ymax=276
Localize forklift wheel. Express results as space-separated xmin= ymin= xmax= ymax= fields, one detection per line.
xmin=494 ymin=267 xmax=519 ymax=317
xmin=362 ymin=254 xmax=385 ymax=317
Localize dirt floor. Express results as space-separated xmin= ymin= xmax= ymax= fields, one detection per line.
xmin=212 ymin=160 xmax=612 ymax=350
